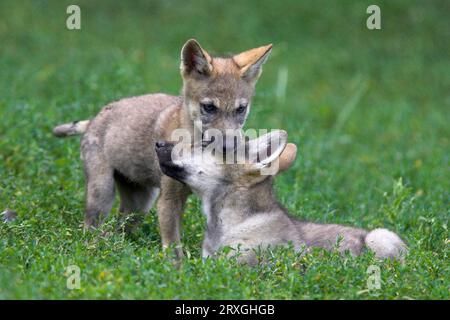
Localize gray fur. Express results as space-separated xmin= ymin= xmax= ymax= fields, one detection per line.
xmin=198 ymin=182 xmax=375 ymax=264
xmin=155 ymin=131 xmax=408 ymax=265
xmin=53 ymin=120 xmax=90 ymax=137
xmin=53 ymin=40 xmax=273 ymax=257
xmin=79 ymin=93 xmax=182 ymax=229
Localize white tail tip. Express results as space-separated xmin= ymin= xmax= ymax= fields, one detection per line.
xmin=365 ymin=228 xmax=408 ymax=260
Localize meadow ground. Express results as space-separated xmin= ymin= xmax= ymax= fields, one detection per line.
xmin=0 ymin=0 xmax=448 ymax=299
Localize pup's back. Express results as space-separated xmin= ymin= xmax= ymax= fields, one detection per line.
xmin=82 ymin=93 xmax=182 ymax=186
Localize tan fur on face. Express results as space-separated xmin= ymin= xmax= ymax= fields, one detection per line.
xmin=181 ymin=40 xmax=273 ymax=133
xmin=210 ymin=58 xmax=242 ymax=77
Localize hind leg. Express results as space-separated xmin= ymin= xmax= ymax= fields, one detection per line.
xmin=115 ymin=173 xmax=159 ymax=231
xmin=84 ymin=166 xmax=116 ymax=229
xmin=82 ymin=139 xmax=116 ymax=229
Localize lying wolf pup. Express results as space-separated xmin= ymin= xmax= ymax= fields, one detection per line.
xmin=53 ymin=39 xmax=272 ymax=257
xmin=155 ymin=130 xmax=407 ymax=265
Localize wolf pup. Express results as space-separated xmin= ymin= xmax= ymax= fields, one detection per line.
xmin=155 ymin=130 xmax=408 ymax=265
xmin=53 ymin=39 xmax=273 ymax=257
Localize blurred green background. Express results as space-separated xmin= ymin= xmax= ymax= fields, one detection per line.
xmin=0 ymin=0 xmax=448 ymax=299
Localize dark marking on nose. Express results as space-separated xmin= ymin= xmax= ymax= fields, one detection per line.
xmin=155 ymin=141 xmax=166 ymax=149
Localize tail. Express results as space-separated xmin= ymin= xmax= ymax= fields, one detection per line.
xmin=365 ymin=228 xmax=408 ymax=260
xmin=53 ymin=120 xmax=90 ymax=137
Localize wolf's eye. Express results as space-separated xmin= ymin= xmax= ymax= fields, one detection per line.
xmin=236 ymin=104 xmax=247 ymax=114
xmin=201 ymin=103 xmax=217 ymax=114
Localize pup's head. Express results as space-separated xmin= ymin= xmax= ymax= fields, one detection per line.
xmin=155 ymin=130 xmax=297 ymax=196
xmin=180 ymin=39 xmax=272 ymax=137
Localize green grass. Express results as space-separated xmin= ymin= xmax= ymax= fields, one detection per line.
xmin=0 ymin=0 xmax=448 ymax=299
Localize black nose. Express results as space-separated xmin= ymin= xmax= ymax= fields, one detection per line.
xmin=155 ymin=140 xmax=166 ymax=149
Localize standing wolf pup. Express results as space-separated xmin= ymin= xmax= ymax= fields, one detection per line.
xmin=53 ymin=39 xmax=273 ymax=257
xmin=155 ymin=131 xmax=408 ymax=265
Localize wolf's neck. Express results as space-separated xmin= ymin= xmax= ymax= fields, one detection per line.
xmin=201 ymin=179 xmax=282 ymax=230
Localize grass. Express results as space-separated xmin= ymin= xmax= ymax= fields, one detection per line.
xmin=0 ymin=0 xmax=448 ymax=299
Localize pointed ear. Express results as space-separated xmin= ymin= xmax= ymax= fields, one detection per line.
xmin=247 ymin=130 xmax=287 ymax=168
xmin=233 ymin=44 xmax=272 ymax=82
xmin=277 ymin=143 xmax=297 ymax=173
xmin=180 ymin=39 xmax=213 ymax=77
